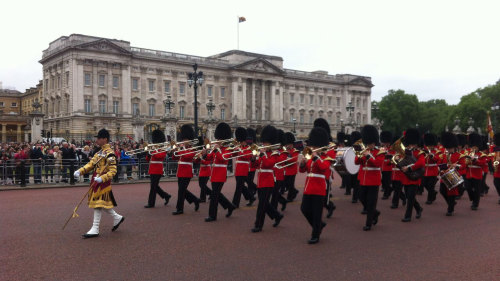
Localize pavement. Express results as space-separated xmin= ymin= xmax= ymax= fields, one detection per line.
xmin=1 ymin=174 xmax=500 ymax=281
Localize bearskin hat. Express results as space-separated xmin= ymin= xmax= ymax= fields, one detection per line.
xmin=380 ymin=131 xmax=393 ymax=144
xmin=151 ymin=129 xmax=166 ymax=144
xmin=404 ymin=128 xmax=420 ymax=145
xmin=277 ymin=129 xmax=285 ymax=145
xmin=423 ymin=133 xmax=437 ymax=146
xmin=180 ymin=124 xmax=195 ymax=140
xmin=480 ymin=135 xmax=488 ymax=151
xmin=349 ymin=131 xmax=362 ymax=146
xmin=494 ymin=133 xmax=500 ymax=146
xmin=441 ymin=132 xmax=458 ymax=149
xmin=95 ymin=129 xmax=110 ymax=140
xmin=392 ymin=135 xmax=401 ymax=143
xmin=308 ymin=127 xmax=329 ymax=148
xmin=284 ymin=132 xmax=295 ymax=145
xmin=246 ymin=128 xmax=256 ymax=144
xmin=457 ymin=134 xmax=467 ymax=147
xmin=260 ymin=125 xmax=277 ymax=144
xmin=361 ymin=125 xmax=379 ymax=145
xmin=235 ymin=127 xmax=247 ymax=142
xmin=468 ymin=133 xmax=482 ymax=148
xmin=337 ymin=132 xmax=346 ymax=145
xmin=214 ymin=122 xmax=232 ymax=140
xmin=313 ymin=118 xmax=332 ymax=141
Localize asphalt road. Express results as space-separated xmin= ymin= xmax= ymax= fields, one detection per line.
xmin=1 ymin=174 xmax=500 ymax=281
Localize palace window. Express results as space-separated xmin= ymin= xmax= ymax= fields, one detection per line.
xmin=149 ymin=104 xmax=155 ymax=117
xmin=290 ymin=93 xmax=294 ymax=104
xmin=309 ymin=95 xmax=314 ymax=105
xmin=220 ymin=87 xmax=225 ymax=98
xmin=328 ymin=96 xmax=332 ymax=106
xmin=148 ymin=80 xmax=155 ymax=92
xmin=221 ymin=109 xmax=225 ymax=120
xmin=164 ymin=81 xmax=170 ymax=93
xmin=132 ymin=103 xmax=139 ymax=115
xmin=132 ymin=78 xmax=139 ymax=91
xmin=66 ymin=72 xmax=69 ymax=86
xmin=112 ymin=76 xmax=119 ymax=88
xmin=84 ymin=99 xmax=91 ymax=113
xmin=299 ymin=112 xmax=304 ymax=124
xmin=179 ymin=83 xmax=185 ymax=95
xmin=84 ymin=74 xmax=91 ymax=86
xmin=99 ymin=100 xmax=106 ymax=113
xmin=207 ymin=86 xmax=213 ymax=97
xmin=113 ymin=101 xmax=119 ymax=114
xmin=99 ymin=74 xmax=105 ymax=87
xmin=336 ymin=97 xmax=340 ymax=106
xmin=179 ymin=106 xmax=185 ymax=119
xmin=319 ymin=96 xmax=323 ymax=105
xmin=300 ymin=94 xmax=304 ymax=104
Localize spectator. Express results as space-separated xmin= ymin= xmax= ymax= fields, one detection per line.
xmin=14 ymin=145 xmax=29 ymax=187
xmin=53 ymin=146 xmax=62 ymax=183
xmin=31 ymin=143 xmax=43 ymax=184
xmin=61 ymin=142 xmax=76 ymax=184
xmin=43 ymin=148 xmax=55 ymax=183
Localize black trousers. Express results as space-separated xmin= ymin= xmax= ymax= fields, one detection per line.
xmin=284 ymin=175 xmax=298 ymax=201
xmin=233 ymin=176 xmax=253 ymax=207
xmin=209 ymin=182 xmax=232 ymax=219
xmin=382 ymin=171 xmax=392 ymax=197
xmin=391 ymin=180 xmax=406 ymax=207
xmin=341 ymin=174 xmax=348 ymax=188
xmin=255 ymin=187 xmax=280 ymax=228
xmin=403 ymin=184 xmax=422 ymax=219
xmin=422 ymin=176 xmax=438 ymax=202
xmin=246 ymin=171 xmax=257 ymax=195
xmin=359 ymin=185 xmax=379 ymax=227
xmin=459 ymin=175 xmax=467 ymax=197
xmin=198 ymin=176 xmax=212 ymax=201
xmin=301 ymin=194 xmax=324 ymax=239
xmin=439 ymin=183 xmax=457 ymax=213
xmin=15 ymin=161 xmax=26 ymax=186
xmin=348 ymin=173 xmax=360 ymax=201
xmin=465 ymin=178 xmax=481 ymax=207
xmin=481 ymin=172 xmax=489 ymax=194
xmin=271 ymin=181 xmax=287 ymax=209
xmin=176 ymin=177 xmax=199 ymax=211
xmin=494 ymin=177 xmax=500 ymax=197
xmin=148 ymin=174 xmax=170 ymax=206
xmin=324 ymin=181 xmax=335 ymax=210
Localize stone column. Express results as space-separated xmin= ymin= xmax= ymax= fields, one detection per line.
xmin=231 ymin=79 xmax=238 ymax=120
xmin=1 ymin=124 xmax=6 ymax=143
xmin=73 ymin=61 xmax=84 ymax=112
xmin=241 ymin=79 xmax=247 ymax=121
xmin=279 ymin=82 xmax=284 ymax=121
xmin=251 ymin=79 xmax=256 ymax=120
xmin=132 ymin=120 xmax=145 ymax=142
xmin=161 ymin=116 xmax=177 ymax=142
xmin=366 ymin=94 xmax=372 ymax=125
xmin=30 ymin=112 xmax=44 ymax=143
xmin=270 ymin=81 xmax=276 ymax=121
xmin=16 ymin=124 xmax=22 ymax=142
xmin=122 ymin=65 xmax=131 ymax=115
xmin=261 ymin=80 xmax=266 ymax=120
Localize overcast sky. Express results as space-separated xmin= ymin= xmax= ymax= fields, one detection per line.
xmin=1 ymin=0 xmax=499 ymax=104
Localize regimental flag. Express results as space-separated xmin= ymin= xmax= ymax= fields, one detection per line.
xmin=487 ymin=111 xmax=494 ymax=140
xmin=238 ymin=16 xmax=246 ymax=23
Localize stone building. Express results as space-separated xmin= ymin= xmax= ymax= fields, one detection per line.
xmin=21 ymin=81 xmax=43 ymax=116
xmin=0 ymin=89 xmax=29 ymax=142
xmin=39 ymin=34 xmax=373 ymax=141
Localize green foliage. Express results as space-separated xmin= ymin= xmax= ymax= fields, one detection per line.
xmin=374 ymin=80 xmax=500 ymax=135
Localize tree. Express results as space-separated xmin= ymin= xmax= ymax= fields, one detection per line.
xmin=376 ymin=89 xmax=419 ymax=135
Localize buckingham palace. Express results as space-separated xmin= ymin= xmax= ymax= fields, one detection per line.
xmin=39 ymin=34 xmax=373 ymax=141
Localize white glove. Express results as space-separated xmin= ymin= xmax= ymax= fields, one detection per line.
xmin=73 ymin=170 xmax=80 ymax=178
xmin=94 ymin=177 xmax=103 ymax=183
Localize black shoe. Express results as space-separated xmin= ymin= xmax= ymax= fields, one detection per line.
xmin=498 ymin=199 xmax=500 ymax=205
xmin=363 ymin=226 xmax=371 ymax=231
xmin=326 ymin=204 xmax=336 ymax=218
xmin=321 ymin=222 xmax=327 ymax=231
xmin=82 ymin=233 xmax=99 ymax=239
xmin=401 ymin=217 xmax=411 ymax=222
xmin=446 ymin=211 xmax=453 ymax=216
xmin=381 ymin=196 xmax=389 ymax=200
xmin=273 ymin=214 xmax=284 ymax=227
xmin=390 ymin=205 xmax=398 ymax=209
xmin=402 ymin=199 xmax=407 ymax=206
xmin=200 ymin=199 xmax=206 ymax=203
xmin=281 ymin=201 xmax=287 ymax=211
xmin=373 ymin=211 xmax=380 ymax=225
xmin=416 ymin=208 xmax=423 ymax=219
xmin=308 ymin=237 xmax=319 ymax=244
xmin=112 ymin=217 xmax=125 ymax=232
xmin=172 ymin=210 xmax=183 ymax=215
xmin=205 ymin=217 xmax=216 ymax=222
xmin=471 ymin=205 xmax=478 ymax=210
xmin=251 ymin=227 xmax=262 ymax=233
xmin=425 ymin=201 xmax=432 ymax=205
xmin=226 ymin=206 xmax=235 ymax=218
xmin=361 ymin=209 xmax=367 ymax=215
xmin=351 ymin=199 xmax=358 ymax=203
xmin=194 ymin=201 xmax=200 ymax=212
xmin=144 ymin=205 xmax=154 ymax=208
xmin=345 ymin=192 xmax=351 ymax=195
xmin=246 ymin=197 xmax=256 ymax=206
xmin=164 ymin=194 xmax=171 ymax=205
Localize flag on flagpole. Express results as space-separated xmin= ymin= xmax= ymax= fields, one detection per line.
xmin=238 ymin=16 xmax=246 ymax=23
xmin=487 ymin=111 xmax=494 ymax=140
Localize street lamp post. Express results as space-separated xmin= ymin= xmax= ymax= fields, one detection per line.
xmin=340 ymin=118 xmax=344 ymax=133
xmin=371 ymin=101 xmax=379 ymax=125
xmin=452 ymin=116 xmax=461 ymax=134
xmin=163 ymin=95 xmax=175 ymax=117
xmin=491 ymin=102 xmax=500 ymax=131
xmin=187 ymin=63 xmax=204 ymax=137
xmin=206 ymin=99 xmax=216 ymax=120
xmin=466 ymin=117 xmax=475 ymax=134
xmin=292 ymin=118 xmax=297 ymax=134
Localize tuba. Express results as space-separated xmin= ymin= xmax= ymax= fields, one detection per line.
xmin=390 ymin=136 xmax=424 ymax=181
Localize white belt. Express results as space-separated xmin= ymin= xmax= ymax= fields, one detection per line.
xmin=307 ymin=173 xmax=325 ymax=179
xmin=200 ymin=164 xmax=210 ymax=168
xmin=236 ymin=161 xmax=250 ymax=165
xmin=425 ymin=164 xmax=437 ymax=167
xmin=178 ymin=162 xmax=193 ymax=166
xmin=213 ymin=164 xmax=227 ymax=168
xmin=150 ymin=161 xmax=163 ymax=164
xmin=468 ymin=165 xmax=481 ymax=169
xmin=259 ymin=169 xmax=274 ymax=173
xmin=392 ymin=168 xmax=399 ymax=171
xmin=363 ymin=167 xmax=381 ymax=171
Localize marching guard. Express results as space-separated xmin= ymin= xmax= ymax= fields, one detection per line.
xmin=144 ymin=130 xmax=171 ymax=208
xmin=313 ymin=118 xmax=336 ymax=218
xmin=246 ymin=128 xmax=259 ymax=196
xmin=196 ymin=137 xmax=212 ymax=203
xmin=438 ymin=132 xmax=461 ymax=216
xmin=349 ymin=131 xmax=362 ymax=205
xmin=464 ymin=133 xmax=487 ymax=210
xmin=390 ymin=135 xmax=406 ymax=209
xmin=271 ymin=130 xmax=289 ymax=212
xmin=170 ymin=125 xmax=201 ymax=215
xmin=73 ymin=129 xmax=125 ymax=238
xmin=380 ymin=131 xmax=393 ymax=200
xmin=231 ymin=127 xmax=256 ymax=208
xmin=493 ymin=133 xmax=500 ymax=204
xmin=422 ymin=133 xmax=440 ymax=205
xmin=283 ymin=132 xmax=300 ymax=202
xmin=355 ymin=125 xmax=385 ymax=231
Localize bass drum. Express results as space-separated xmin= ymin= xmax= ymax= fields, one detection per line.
xmin=334 ymin=147 xmax=360 ymax=175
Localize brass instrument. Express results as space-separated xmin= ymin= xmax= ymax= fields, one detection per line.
xmin=494 ymin=151 xmax=500 ymax=172
xmin=191 ymin=138 xmax=238 ymax=158
xmin=390 ymin=136 xmax=424 ymax=181
xmin=353 ymin=139 xmax=369 ymax=157
xmin=125 ymin=141 xmax=174 ymax=156
xmin=248 ymin=143 xmax=283 ymax=157
xmin=302 ymin=143 xmax=337 ymax=160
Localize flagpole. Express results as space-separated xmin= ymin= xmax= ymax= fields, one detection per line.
xmin=237 ymin=16 xmax=239 ymax=50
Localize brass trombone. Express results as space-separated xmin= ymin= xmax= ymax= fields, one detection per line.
xmin=175 ymin=138 xmax=235 ymax=156
xmin=302 ymin=143 xmax=337 ymax=160
xmin=125 ymin=141 xmax=175 ymax=156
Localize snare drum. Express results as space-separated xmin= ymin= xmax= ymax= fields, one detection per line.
xmin=441 ymin=168 xmax=464 ymax=190
xmin=334 ymin=147 xmax=360 ymax=175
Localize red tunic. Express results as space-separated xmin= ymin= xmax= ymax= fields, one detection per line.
xmin=197 ymin=157 xmax=212 ymax=177
xmin=440 ymin=151 xmax=461 ymax=196
xmin=234 ymin=145 xmax=252 ymax=177
xmin=299 ymin=156 xmax=330 ymax=196
xmin=257 ymin=150 xmax=278 ymax=188
xmin=400 ymin=149 xmax=425 ymax=186
xmin=205 ymin=147 xmax=229 ymax=183
xmin=424 ymin=148 xmax=440 ymax=177
xmin=284 ymin=149 xmax=300 ymax=176
xmin=465 ymin=152 xmax=487 ymax=180
xmin=273 ymin=149 xmax=287 ymax=181
xmin=355 ymin=148 xmax=384 ymax=186
xmin=381 ymin=146 xmax=393 ymax=172
xmin=146 ymin=151 xmax=166 ymax=175
xmin=171 ymin=148 xmax=195 ymax=178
